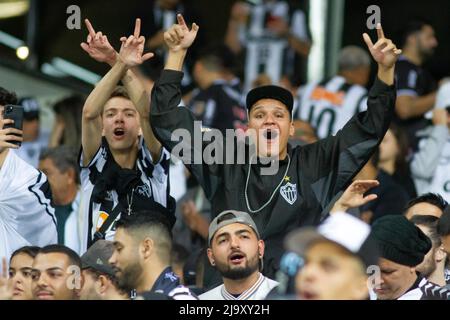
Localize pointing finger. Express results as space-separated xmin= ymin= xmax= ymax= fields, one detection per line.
xmin=177 ymin=14 xmax=187 ymax=27
xmin=362 ymin=33 xmax=374 ymax=48
xmin=134 ymin=18 xmax=141 ymax=38
xmin=85 ymin=19 xmax=96 ymax=37
xmin=376 ymin=23 xmax=385 ymax=39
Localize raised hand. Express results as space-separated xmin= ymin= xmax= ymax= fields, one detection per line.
xmin=118 ymin=18 xmax=154 ymax=68
xmin=363 ymin=23 xmax=402 ymax=69
xmin=0 ymin=118 xmax=23 ymax=153
xmin=0 ymin=257 xmax=12 ymax=300
xmin=331 ymin=180 xmax=379 ymax=214
xmin=80 ymin=19 xmax=117 ymax=66
xmin=164 ymin=14 xmax=199 ymax=52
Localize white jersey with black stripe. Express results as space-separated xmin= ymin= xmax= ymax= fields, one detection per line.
xmin=78 ymin=137 xmax=171 ymax=254
xmin=0 ymin=150 xmax=57 ymax=260
xmin=199 ymin=273 xmax=279 ymax=300
xmin=294 ymin=76 xmax=368 ymax=139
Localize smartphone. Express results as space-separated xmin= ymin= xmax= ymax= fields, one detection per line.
xmin=2 ymin=104 xmax=24 ymax=146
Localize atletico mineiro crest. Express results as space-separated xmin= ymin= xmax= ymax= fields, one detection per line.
xmin=280 ymin=182 xmax=298 ymax=205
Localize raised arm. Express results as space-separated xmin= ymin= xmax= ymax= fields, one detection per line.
xmin=362 ymin=23 xmax=401 ymax=85
xmin=81 ymin=19 xmax=161 ymax=162
xmin=149 ymin=16 xmax=228 ymax=199
xmin=80 ymin=54 xmax=128 ymax=166
xmin=303 ymin=24 xmax=400 ymax=215
xmin=164 ymin=14 xmax=199 ymax=71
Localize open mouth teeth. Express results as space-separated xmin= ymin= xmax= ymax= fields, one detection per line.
xmin=230 ymin=253 xmax=245 ymax=261
xmin=114 ymin=128 xmax=125 ymax=136
xmin=263 ymin=129 xmax=278 ymax=140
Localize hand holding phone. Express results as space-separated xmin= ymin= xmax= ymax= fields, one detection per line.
xmin=1 ymin=105 xmax=24 ymax=150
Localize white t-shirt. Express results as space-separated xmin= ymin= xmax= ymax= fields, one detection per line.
xmin=200 ymin=273 xmax=279 ymax=300
xmin=15 ymin=129 xmax=50 ymax=168
xmin=0 ymin=150 xmax=57 ymax=260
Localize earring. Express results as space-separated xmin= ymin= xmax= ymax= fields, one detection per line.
xmin=211 ymin=261 xmax=215 ymax=266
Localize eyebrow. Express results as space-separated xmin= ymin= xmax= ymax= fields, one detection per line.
xmin=235 ymin=229 xmax=252 ymax=236
xmin=250 ymin=106 xmax=289 ymax=114
xmin=216 ymin=229 xmax=252 ymax=240
xmin=49 ymin=267 xmax=63 ymax=271
xmin=252 ymin=105 xmax=287 ymax=113
xmin=104 ymin=107 xmax=136 ymax=113
xmin=20 ymin=267 xmax=33 ymax=271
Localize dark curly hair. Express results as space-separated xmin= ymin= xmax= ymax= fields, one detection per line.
xmin=0 ymin=86 xmax=18 ymax=106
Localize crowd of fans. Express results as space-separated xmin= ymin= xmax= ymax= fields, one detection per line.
xmin=1 ymin=0 xmax=450 ymax=300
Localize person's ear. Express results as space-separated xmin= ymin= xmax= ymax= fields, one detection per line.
xmin=258 ymin=239 xmax=265 ymax=259
xmin=289 ymin=121 xmax=295 ymax=137
xmin=410 ymin=33 xmax=420 ymax=47
xmin=66 ymin=167 xmax=76 ymax=184
xmin=435 ymin=246 xmax=447 ymax=263
xmin=206 ymin=248 xmax=215 ymax=267
xmin=97 ymin=275 xmax=108 ymax=295
xmin=141 ymin=238 xmax=154 ymax=260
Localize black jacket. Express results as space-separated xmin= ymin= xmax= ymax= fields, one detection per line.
xmin=150 ymin=70 xmax=396 ymax=279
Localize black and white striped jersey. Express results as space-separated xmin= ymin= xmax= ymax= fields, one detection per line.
xmin=294 ymin=76 xmax=368 ymax=139
xmin=241 ymin=1 xmax=311 ymax=89
xmin=0 ymin=150 xmax=57 ymax=260
xmin=398 ymin=277 xmax=450 ymax=300
xmin=78 ymin=137 xmax=173 ymax=254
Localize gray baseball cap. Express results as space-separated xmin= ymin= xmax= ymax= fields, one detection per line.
xmin=81 ymin=240 xmax=115 ymax=276
xmin=208 ymin=210 xmax=260 ymax=246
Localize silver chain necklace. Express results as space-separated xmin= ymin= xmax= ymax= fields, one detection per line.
xmin=126 ymin=188 xmax=135 ymax=215
xmin=244 ymin=154 xmax=291 ymax=214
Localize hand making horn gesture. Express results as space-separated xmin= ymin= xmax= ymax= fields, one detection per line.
xmin=118 ymin=18 xmax=154 ymax=68
xmin=363 ymin=23 xmax=402 ymax=69
xmin=164 ymin=14 xmax=199 ymax=52
xmin=80 ymin=18 xmax=117 ymax=66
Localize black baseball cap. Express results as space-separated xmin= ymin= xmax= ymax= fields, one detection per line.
xmin=246 ymin=85 xmax=294 ymax=115
xmin=81 ymin=240 xmax=116 ymax=276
